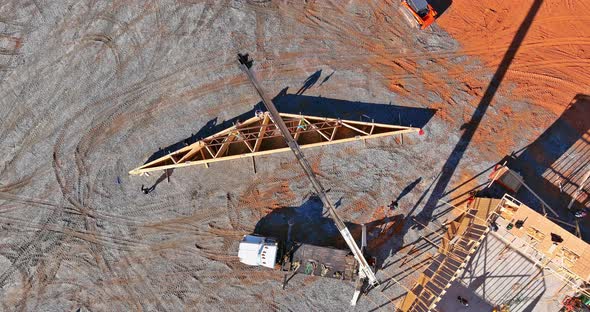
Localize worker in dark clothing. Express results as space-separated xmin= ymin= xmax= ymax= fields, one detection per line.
xmin=389 ymin=201 xmax=399 ymax=210
xmin=490 ymin=221 xmax=499 ymax=232
xmin=457 ymin=296 xmax=469 ymax=307
xmin=574 ymin=208 xmax=588 ymax=218
xmin=141 ymin=184 xmax=150 ymax=194
xmin=466 ymin=191 xmax=476 ymax=208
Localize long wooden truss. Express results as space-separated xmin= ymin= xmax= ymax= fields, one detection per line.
xmin=129 ymin=112 xmax=421 ymax=175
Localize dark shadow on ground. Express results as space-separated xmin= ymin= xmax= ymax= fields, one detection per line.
xmin=296 ymin=70 xmax=322 ymax=95
xmin=431 ymin=94 xmax=589 ymax=241
xmin=414 ymin=0 xmax=544 ymax=228
xmin=505 ymin=269 xmax=546 ymax=312
xmin=505 ymin=94 xmax=590 ymax=240
xmin=253 ymin=196 xmax=405 ymax=269
xmin=318 ymin=70 xmax=335 ymax=87
xmin=391 ymin=177 xmax=423 ymax=208
xmin=520 ymin=293 xmax=545 ymax=312
xmin=143 ymin=92 xmax=436 ymax=164
xmin=273 ymin=92 xmax=436 ymax=128
xmin=141 ymin=169 xmax=173 ymax=193
xmin=428 ymin=0 xmax=453 ymax=18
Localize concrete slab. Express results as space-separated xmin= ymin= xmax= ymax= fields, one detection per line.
xmin=436 ymin=281 xmax=494 ymax=312
xmin=448 ymin=233 xmax=564 ymax=312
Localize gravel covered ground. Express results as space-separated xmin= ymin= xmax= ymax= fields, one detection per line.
xmin=0 ymin=1 xmax=586 ymax=311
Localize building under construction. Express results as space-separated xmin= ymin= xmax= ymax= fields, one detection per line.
xmin=125 ymin=57 xmax=590 ymax=311
xmin=400 ymin=193 xmax=590 ymax=312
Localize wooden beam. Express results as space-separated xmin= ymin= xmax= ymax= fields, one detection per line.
xmin=200 ymin=114 xmax=262 ymax=140
xmin=341 ymin=122 xmax=369 ymax=135
xmin=236 ymin=130 xmax=254 ymax=152
xmin=253 ymin=114 xmax=270 ymax=152
xmin=177 ymin=142 xmax=205 ymax=163
xmin=303 ymin=117 xmax=331 ymax=141
xmin=280 ymin=112 xmax=413 ymax=130
xmin=204 ymin=145 xmax=215 ymax=158
xmin=129 ymin=128 xmax=420 ymax=174
xmin=421 ymin=235 xmax=439 ymax=248
xmin=546 ymin=216 xmax=577 ymax=229
xmin=330 ymin=124 xmax=338 ymax=141
xmin=294 ymin=119 xmax=304 ymax=141
xmin=215 ymin=134 xmax=236 ymax=158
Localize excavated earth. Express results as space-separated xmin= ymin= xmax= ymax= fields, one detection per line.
xmin=0 ymin=1 xmax=588 ymax=311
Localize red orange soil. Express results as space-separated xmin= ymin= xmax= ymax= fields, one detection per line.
xmin=2 ymin=1 xmax=587 ymax=311
xmin=438 ymin=0 xmax=590 ymax=115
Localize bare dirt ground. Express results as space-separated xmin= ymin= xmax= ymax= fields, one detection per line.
xmin=0 ymin=1 xmax=588 ymax=311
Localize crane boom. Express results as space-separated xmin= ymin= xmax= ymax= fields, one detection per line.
xmin=237 ymin=54 xmax=378 ymax=286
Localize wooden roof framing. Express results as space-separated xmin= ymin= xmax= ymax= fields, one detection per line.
xmin=400 ymin=195 xmax=590 ymax=311
xmin=129 ymin=112 xmax=421 ymax=175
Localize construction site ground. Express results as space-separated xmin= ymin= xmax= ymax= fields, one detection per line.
xmin=0 ymin=1 xmax=589 ymax=311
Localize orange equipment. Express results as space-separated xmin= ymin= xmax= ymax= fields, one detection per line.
xmin=401 ymin=0 xmax=437 ymax=29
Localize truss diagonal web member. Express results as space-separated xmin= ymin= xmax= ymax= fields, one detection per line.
xmin=129 ymin=112 xmax=421 ymax=175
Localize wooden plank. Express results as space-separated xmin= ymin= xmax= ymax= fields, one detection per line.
xmin=200 ymin=114 xmax=261 ymax=140
xmin=294 ymin=119 xmax=304 ymax=141
xmin=303 ymin=117 xmax=331 ymax=141
xmin=132 ymin=113 xmax=419 ymax=174
xmin=204 ymin=145 xmax=215 ymax=158
xmin=129 ymin=128 xmax=420 ymax=174
xmin=236 ymin=129 xmax=255 ymax=152
xmin=421 ymin=235 xmax=439 ymax=248
xmin=280 ymin=112 xmax=415 ymax=130
xmin=341 ymin=122 xmax=369 ymax=135
xmin=215 ymin=133 xmax=236 ymax=158
xmin=253 ymin=114 xmax=270 ymax=152
xmin=329 ymin=124 xmax=338 ymax=141
xmin=177 ymin=142 xmax=205 ymax=163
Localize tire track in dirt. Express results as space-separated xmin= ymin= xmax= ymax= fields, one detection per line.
xmin=0 ymin=215 xmax=149 ymax=250
xmin=0 ymin=203 xmax=64 ymax=296
xmin=1 ymin=1 xmax=508 ymax=310
xmin=46 ymin=60 xmax=214 ymax=307
xmin=0 ymin=2 xmax=33 ymax=84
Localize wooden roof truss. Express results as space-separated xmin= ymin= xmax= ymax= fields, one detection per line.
xmin=129 ymin=112 xmax=420 ymax=175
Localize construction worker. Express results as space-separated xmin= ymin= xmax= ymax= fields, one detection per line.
xmin=466 ymin=191 xmax=476 ymax=207
xmin=457 ymin=296 xmax=469 ymax=307
xmin=574 ymin=209 xmax=588 ymax=218
xmin=389 ymin=201 xmax=399 ymax=210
